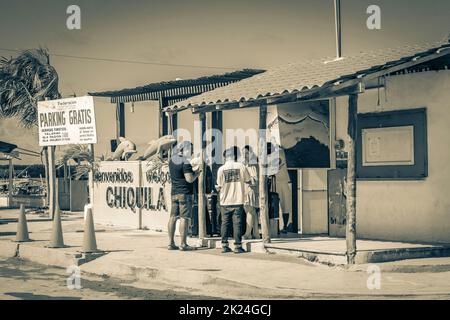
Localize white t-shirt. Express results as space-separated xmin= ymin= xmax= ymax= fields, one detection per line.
xmin=216 ymin=160 xmax=250 ymax=206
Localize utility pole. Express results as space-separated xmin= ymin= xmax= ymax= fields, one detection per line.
xmin=334 ymin=0 xmax=342 ymax=59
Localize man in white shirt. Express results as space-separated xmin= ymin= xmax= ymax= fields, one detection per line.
xmin=216 ymin=146 xmax=251 ymax=254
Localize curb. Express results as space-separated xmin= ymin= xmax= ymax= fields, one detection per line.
xmin=348 ymin=263 xmax=450 ymax=274
xmin=79 ymin=259 xmax=450 ymax=299
xmin=0 ymin=241 xmax=19 ymax=258
xmin=18 ymin=244 xmax=83 ymax=268
xmin=4 ymin=239 xmax=450 ymax=298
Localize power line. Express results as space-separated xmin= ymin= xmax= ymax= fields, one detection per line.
xmin=0 ymin=47 xmax=236 ymax=70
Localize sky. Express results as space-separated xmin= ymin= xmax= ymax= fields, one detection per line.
xmin=0 ymin=0 xmax=449 ymax=163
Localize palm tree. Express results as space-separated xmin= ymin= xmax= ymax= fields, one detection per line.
xmin=57 ymin=144 xmax=97 ymax=180
xmin=0 ymin=48 xmax=60 ymax=127
xmin=0 ymin=48 xmax=60 ymax=217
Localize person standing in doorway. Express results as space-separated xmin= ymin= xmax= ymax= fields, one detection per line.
xmin=242 ymin=145 xmax=260 ymax=240
xmin=276 ymin=147 xmax=293 ymax=234
xmin=216 ymin=146 xmax=251 ymax=254
xmin=168 ymin=141 xmax=201 ymax=251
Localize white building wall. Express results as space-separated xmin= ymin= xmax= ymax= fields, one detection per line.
xmin=93 ymin=98 xmax=159 ymax=160
xmin=336 ymin=70 xmax=450 ymax=243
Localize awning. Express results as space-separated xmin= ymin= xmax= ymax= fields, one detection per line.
xmin=89 ymin=69 xmax=265 ymax=106
xmin=0 ymin=141 xmax=17 ymax=153
xmin=163 ymin=39 xmax=450 ymax=113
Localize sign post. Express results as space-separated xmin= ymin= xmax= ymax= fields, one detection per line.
xmin=38 ymin=96 xmax=97 ymax=218
xmin=38 ymin=96 xmax=97 ymax=146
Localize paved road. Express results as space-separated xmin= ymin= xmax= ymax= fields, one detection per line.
xmin=2 ymin=258 xmax=450 ymax=300
xmin=0 ymin=258 xmax=216 ymax=300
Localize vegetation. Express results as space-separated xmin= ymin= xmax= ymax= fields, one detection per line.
xmin=0 ymin=48 xmax=60 ymax=127
xmin=57 ymin=144 xmax=96 ymax=180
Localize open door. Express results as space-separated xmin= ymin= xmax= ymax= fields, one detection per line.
xmin=328 ymin=168 xmax=346 ymax=237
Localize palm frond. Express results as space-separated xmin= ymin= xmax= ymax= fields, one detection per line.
xmin=0 ymin=48 xmax=60 ymax=128
xmin=57 ymin=144 xmax=101 ymax=180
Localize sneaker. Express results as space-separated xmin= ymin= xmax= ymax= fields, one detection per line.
xmin=168 ymin=244 xmax=179 ymax=250
xmin=221 ymin=246 xmax=232 ymax=253
xmin=179 ymin=245 xmax=197 ymax=251
xmin=234 ymin=247 xmax=246 ymax=254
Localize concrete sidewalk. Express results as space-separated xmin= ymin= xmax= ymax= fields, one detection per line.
xmin=1 ymin=209 xmax=450 ymax=299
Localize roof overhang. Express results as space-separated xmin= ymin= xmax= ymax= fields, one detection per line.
xmin=163 ymin=41 xmax=450 ymax=114
xmin=89 ymin=69 xmax=265 ymax=105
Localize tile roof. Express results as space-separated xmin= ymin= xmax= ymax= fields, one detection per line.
xmin=165 ymin=40 xmax=450 ymax=112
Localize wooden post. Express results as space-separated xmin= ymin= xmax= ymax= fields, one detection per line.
xmin=258 ymin=105 xmax=271 ymax=243
xmin=346 ymin=94 xmax=358 ymax=264
xmin=159 ymin=94 xmax=168 ymax=137
xmin=167 ymin=112 xmax=173 ymax=136
xmin=88 ymin=144 xmax=95 ymax=206
xmin=167 ymin=112 xmax=173 ymax=159
xmin=198 ymin=112 xmax=207 ymax=242
xmin=116 ymin=102 xmax=125 ymax=143
xmin=48 ymin=145 xmax=56 ymax=220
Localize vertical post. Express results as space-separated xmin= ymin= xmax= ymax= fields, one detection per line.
xmin=8 ymin=158 xmax=13 ymax=208
xmin=43 ymin=147 xmax=49 ymax=207
xmin=88 ymin=144 xmax=95 ymax=206
xmin=346 ymin=94 xmax=358 ymax=264
xmin=159 ymin=94 xmax=168 ymax=137
xmin=172 ymin=113 xmax=178 ymax=136
xmin=198 ymin=112 xmax=207 ymax=242
xmin=138 ymin=159 xmax=143 ymax=230
xmin=334 ymin=0 xmax=342 ymax=59
xmin=258 ymin=105 xmax=271 ymax=243
xmin=63 ymin=160 xmax=68 ymax=192
xmin=167 ymin=112 xmax=173 ymax=135
xmin=211 ymin=111 xmax=223 ymax=164
xmin=167 ymin=112 xmax=174 ymax=159
xmin=116 ymin=102 xmax=125 ymax=143
xmin=44 ymin=95 xmax=57 ymax=219
xmin=48 ymin=145 xmax=56 ymax=220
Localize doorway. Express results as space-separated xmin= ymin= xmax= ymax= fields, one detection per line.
xmin=328 ymin=168 xmax=347 ymax=237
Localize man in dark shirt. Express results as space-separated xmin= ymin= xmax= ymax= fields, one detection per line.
xmin=168 ymin=141 xmax=201 ymax=251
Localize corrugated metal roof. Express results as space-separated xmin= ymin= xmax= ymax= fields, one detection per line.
xmin=89 ymin=69 xmax=265 ymax=104
xmin=165 ymin=40 xmax=450 ymax=112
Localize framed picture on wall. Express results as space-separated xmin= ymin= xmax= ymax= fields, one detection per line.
xmin=356 ymin=108 xmax=428 ymax=180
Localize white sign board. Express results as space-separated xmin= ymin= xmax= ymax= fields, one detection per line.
xmin=92 ymin=161 xmax=171 ymax=231
xmin=38 ymin=96 xmax=97 ymax=146
xmin=362 ymin=126 xmax=415 ymax=166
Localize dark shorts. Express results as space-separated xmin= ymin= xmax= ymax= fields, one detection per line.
xmin=170 ymin=194 xmax=193 ymax=219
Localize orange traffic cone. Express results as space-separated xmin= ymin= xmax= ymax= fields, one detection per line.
xmin=82 ymin=208 xmax=98 ymax=253
xmin=48 ymin=206 xmax=65 ymax=248
xmin=15 ymin=204 xmax=30 ymax=242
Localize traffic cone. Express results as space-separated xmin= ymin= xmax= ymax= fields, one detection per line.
xmin=15 ymin=204 xmax=30 ymax=242
xmin=82 ymin=208 xmax=98 ymax=253
xmin=48 ymin=206 xmax=65 ymax=248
